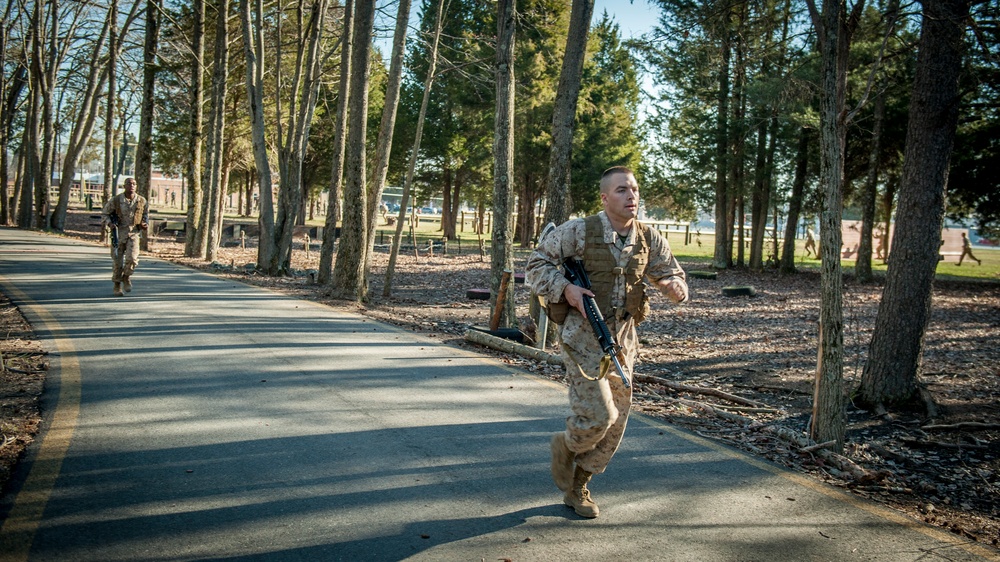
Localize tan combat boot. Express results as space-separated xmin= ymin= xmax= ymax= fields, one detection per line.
xmin=564 ymin=465 xmax=599 ymax=518
xmin=122 ymin=276 xmax=132 ymax=293
xmin=113 ymin=282 xmax=124 ymax=297
xmin=550 ymin=432 xmax=574 ymax=492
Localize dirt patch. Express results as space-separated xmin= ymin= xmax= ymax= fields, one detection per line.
xmin=2 ymin=209 xmax=998 ymax=551
xmin=0 ymin=292 xmax=46 ymax=493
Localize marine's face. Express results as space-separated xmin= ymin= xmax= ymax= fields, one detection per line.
xmin=124 ymin=180 xmax=137 ymax=198
xmin=601 ymin=172 xmax=639 ymax=224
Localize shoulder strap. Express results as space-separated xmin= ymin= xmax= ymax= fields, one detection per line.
xmin=634 ymin=220 xmax=650 ymax=252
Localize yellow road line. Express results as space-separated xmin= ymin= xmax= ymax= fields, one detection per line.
xmin=434 ymin=313 xmax=995 ymax=558
xmin=638 ymin=415 xmax=1000 ymax=561
xmin=0 ymin=277 xmax=81 ymax=562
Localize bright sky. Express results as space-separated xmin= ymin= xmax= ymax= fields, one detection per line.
xmin=376 ymin=1 xmax=661 ymax=56
xmin=374 ymin=0 xmax=663 ymax=112
xmin=594 ymin=0 xmax=660 ymax=40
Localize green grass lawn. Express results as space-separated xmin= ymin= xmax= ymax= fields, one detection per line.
xmin=376 ymin=222 xmax=1000 ymax=283
xmin=659 ymin=231 xmax=1000 ymax=283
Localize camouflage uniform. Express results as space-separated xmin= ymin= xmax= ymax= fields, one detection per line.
xmin=526 ymin=211 xmax=686 ymax=474
xmin=102 ymin=192 xmax=148 ymax=283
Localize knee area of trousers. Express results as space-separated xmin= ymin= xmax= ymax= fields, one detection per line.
xmin=591 ymin=404 xmax=619 ymax=429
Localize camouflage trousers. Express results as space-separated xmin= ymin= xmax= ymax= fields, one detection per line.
xmin=111 ymin=235 xmax=141 ymax=282
xmin=558 ymin=314 xmax=637 ymax=475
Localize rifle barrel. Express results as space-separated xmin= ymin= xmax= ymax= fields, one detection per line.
xmin=566 ymin=259 xmax=631 ymax=388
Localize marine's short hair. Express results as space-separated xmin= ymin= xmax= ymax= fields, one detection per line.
xmin=601 ymin=166 xmax=633 ymax=180
xmin=600 ymin=166 xmax=635 ymax=193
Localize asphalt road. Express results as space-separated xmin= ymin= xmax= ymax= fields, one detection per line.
xmin=0 ymin=227 xmax=995 ymax=562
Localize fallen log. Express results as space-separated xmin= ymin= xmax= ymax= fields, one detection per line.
xmin=464 ymin=328 xmax=563 ymax=366
xmin=920 ymin=421 xmax=1000 ymax=432
xmin=759 ymin=426 xmax=878 ymax=483
xmin=734 ymin=383 xmax=813 ymax=396
xmin=900 ymin=437 xmax=989 ymax=450
xmin=653 ymin=392 xmax=754 ymax=424
xmin=800 ymin=440 xmax=837 ymax=453
xmin=855 ymin=485 xmax=913 ymax=494
xmin=636 ymin=374 xmax=768 ymax=408
xmin=653 ymin=394 xmax=877 ymax=483
xmin=715 ymin=405 xmax=783 ymax=414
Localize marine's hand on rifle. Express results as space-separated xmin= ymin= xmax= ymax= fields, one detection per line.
xmin=562 ymin=283 xmax=595 ymax=316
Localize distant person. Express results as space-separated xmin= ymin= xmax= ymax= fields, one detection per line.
xmin=804 ymin=227 xmax=817 ymax=258
xmin=526 ymin=166 xmax=688 ymax=519
xmin=875 ymin=228 xmax=886 ymax=260
xmin=380 ymin=202 xmax=389 ymax=224
xmin=101 ymin=177 xmax=148 ymax=296
xmin=958 ymin=232 xmax=982 ymax=266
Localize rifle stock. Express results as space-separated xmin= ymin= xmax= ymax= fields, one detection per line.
xmin=563 ymin=258 xmax=630 ymax=388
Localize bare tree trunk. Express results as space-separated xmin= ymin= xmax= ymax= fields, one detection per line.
xmin=245 ymin=172 xmax=252 ymax=216
xmin=805 ymin=0 xmax=865 ymax=451
xmin=856 ymin=0 xmax=900 ymax=280
xmin=32 ymin=0 xmax=58 ymax=230
xmin=764 ymin=115 xmax=778 ymax=264
xmin=384 ymin=0 xmax=445 ymax=297
xmin=240 ymin=0 xmax=276 ymax=272
xmin=0 ymin=5 xmax=10 ymax=225
xmin=194 ymin=115 xmax=213 ymax=258
xmin=780 ymin=127 xmax=810 ymax=274
xmin=318 ymin=0 xmax=354 ymax=284
xmin=765 ymin=0 xmax=792 ymax=269
xmin=1 ymin=36 xmax=27 ymax=225
xmin=216 ymin=163 xmax=230 ymax=246
xmin=735 ymin=191 xmax=744 ymax=266
xmin=363 ymin=0 xmax=412 ymax=293
xmin=750 ymin=116 xmax=768 ymax=270
xmin=811 ymin=0 xmax=848 ymax=450
xmin=860 ymin=0 xmax=969 ymax=410
xmin=204 ymin=0 xmax=229 ymax=263
xmin=269 ymin=2 xmax=292 ymax=271
xmin=271 ymin=0 xmax=329 ymax=274
xmin=491 ymin=0 xmax=516 ymax=327
xmin=102 ymin=0 xmax=118 ymax=208
xmin=9 ymin=139 xmax=25 ymax=224
xmin=114 ymin=115 xmax=132 ymax=192
xmin=713 ymin=26 xmax=731 ymax=270
xmin=329 ymin=0 xmax=375 ymax=300
xmin=451 ymin=181 xmax=464 ymax=240
xmin=856 ymin=91 xmax=884 ymax=282
xmin=185 ymin=0 xmax=206 ymax=257
xmin=880 ymin=172 xmax=897 ymax=262
xmin=442 ymin=168 xmax=454 ymax=238
xmin=543 ymin=0 xmax=594 ymax=227
xmin=136 ymin=0 xmax=159 ymax=251
xmin=730 ymin=16 xmax=746 ymax=268
xmin=17 ymin=85 xmax=38 ymax=229
xmin=54 ymin=1 xmax=140 ymax=230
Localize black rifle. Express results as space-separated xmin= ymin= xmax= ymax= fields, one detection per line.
xmin=562 ymin=258 xmax=630 ymax=388
xmin=108 ymin=214 xmax=120 ymax=248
